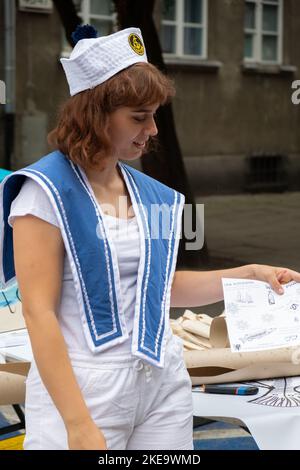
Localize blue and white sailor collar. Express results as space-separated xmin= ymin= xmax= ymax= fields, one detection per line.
xmin=0 ymin=151 xmax=184 ymax=368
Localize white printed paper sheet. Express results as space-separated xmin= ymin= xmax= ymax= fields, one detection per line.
xmin=222 ymin=279 xmax=300 ymax=352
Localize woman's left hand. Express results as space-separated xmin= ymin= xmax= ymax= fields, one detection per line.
xmin=252 ymin=264 xmax=300 ymax=295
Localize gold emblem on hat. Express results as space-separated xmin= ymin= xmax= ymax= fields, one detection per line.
xmin=128 ymin=33 xmax=144 ymax=56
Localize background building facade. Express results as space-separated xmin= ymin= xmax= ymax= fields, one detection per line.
xmin=1 ymin=0 xmax=300 ymax=195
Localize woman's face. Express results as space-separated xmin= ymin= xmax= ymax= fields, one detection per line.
xmin=107 ymin=103 xmax=159 ymax=160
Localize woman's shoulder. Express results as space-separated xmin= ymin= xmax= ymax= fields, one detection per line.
xmin=9 ymin=177 xmax=59 ymax=228
xmin=18 ymin=176 xmax=44 ymax=195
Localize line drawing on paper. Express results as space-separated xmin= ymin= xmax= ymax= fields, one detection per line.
xmin=223 ymin=279 xmax=300 ymax=352
xmin=238 ymin=328 xmax=275 ymax=344
xmin=245 ymin=378 xmax=300 ymax=407
xmin=267 ymin=289 xmax=275 ymax=305
xmin=227 ymin=302 xmax=239 ymax=315
xmin=235 ymin=320 xmax=250 ymax=331
xmin=236 ymin=290 xmax=253 ymax=304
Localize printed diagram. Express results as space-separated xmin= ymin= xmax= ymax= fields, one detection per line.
xmin=233 ymin=329 xmax=276 ymax=351
xmin=246 ymin=378 xmax=300 ymax=407
xmin=267 ymin=288 xmax=275 ymax=305
xmin=236 ymin=320 xmax=250 ymax=331
xmin=266 ymin=285 xmax=299 ymax=313
xmin=236 ymin=290 xmax=253 ymax=304
xmin=265 ymin=287 xmax=299 ymax=315
xmin=227 ymin=302 xmax=239 ymax=315
xmin=238 ymin=328 xmax=275 ymax=345
xmin=222 ymin=279 xmax=300 ymax=352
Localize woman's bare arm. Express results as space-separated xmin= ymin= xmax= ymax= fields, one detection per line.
xmin=170 ymin=266 xmax=300 ymax=308
xmin=13 ymin=214 xmax=107 ymax=449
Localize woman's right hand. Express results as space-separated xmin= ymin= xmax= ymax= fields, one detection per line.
xmin=67 ymin=418 xmax=108 ymax=450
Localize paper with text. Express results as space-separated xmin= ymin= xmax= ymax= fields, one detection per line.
xmin=222 ymin=279 xmax=300 ymax=352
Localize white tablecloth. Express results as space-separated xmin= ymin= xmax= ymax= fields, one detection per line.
xmin=192 ymin=377 xmax=300 ymax=450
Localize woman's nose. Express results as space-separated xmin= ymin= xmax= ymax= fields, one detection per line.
xmin=147 ymin=117 xmax=158 ymax=137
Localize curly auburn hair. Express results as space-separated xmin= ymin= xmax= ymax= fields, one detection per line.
xmin=48 ymin=62 xmax=175 ymax=170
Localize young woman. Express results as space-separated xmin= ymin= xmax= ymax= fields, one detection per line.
xmin=1 ymin=26 xmax=299 ymax=450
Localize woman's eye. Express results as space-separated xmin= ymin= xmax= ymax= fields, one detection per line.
xmin=133 ymin=116 xmax=146 ymax=122
xmin=133 ymin=113 xmax=156 ymax=123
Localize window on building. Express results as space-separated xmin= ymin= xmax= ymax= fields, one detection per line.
xmin=62 ymin=0 xmax=115 ymax=56
xmin=244 ymin=0 xmax=283 ymax=64
xmin=160 ymin=0 xmax=207 ymax=59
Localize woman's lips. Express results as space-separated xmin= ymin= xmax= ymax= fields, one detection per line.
xmin=133 ymin=141 xmax=146 ymax=149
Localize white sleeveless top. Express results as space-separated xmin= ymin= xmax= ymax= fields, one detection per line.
xmin=8 ymin=175 xmax=140 ymax=363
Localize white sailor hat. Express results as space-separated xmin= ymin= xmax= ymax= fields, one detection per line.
xmin=60 ymin=25 xmax=148 ymax=96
